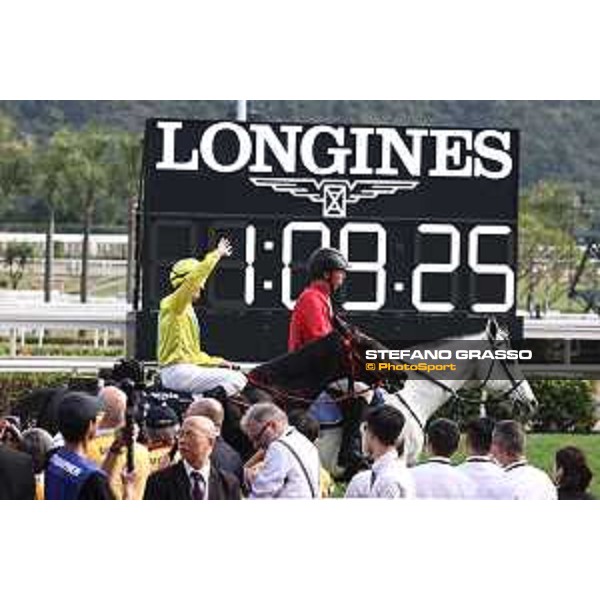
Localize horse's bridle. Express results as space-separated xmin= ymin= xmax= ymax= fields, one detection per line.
xmin=475 ymin=329 xmax=531 ymax=412
xmin=244 ymin=320 xmax=532 ymax=428
xmin=388 ymin=328 xmax=532 ymax=432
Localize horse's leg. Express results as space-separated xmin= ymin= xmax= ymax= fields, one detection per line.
xmin=402 ymin=420 xmax=425 ymax=467
xmin=337 ymin=396 xmax=370 ymax=479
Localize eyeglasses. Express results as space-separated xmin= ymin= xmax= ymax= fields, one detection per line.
xmin=249 ymin=421 xmax=271 ymax=446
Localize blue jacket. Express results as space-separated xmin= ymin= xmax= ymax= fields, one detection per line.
xmin=45 ymin=447 xmax=102 ymax=500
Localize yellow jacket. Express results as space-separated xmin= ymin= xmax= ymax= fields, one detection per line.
xmin=158 ymin=250 xmax=224 ymax=367
xmin=87 ymin=430 xmax=151 ymax=500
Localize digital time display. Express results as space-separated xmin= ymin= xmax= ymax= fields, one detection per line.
xmin=135 ymin=119 xmax=520 ymax=361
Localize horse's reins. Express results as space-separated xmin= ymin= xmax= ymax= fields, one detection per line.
xmin=242 ymin=314 xmax=381 ymax=411
xmin=239 ymin=319 xmax=530 ymax=430
xmin=385 ymin=327 xmax=530 ymax=431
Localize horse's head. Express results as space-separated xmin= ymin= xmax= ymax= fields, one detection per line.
xmin=475 ymin=318 xmax=538 ymax=416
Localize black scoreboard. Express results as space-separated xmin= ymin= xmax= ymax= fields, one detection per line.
xmin=134 ymin=119 xmax=521 ymax=361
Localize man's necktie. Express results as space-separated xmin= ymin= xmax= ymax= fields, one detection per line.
xmin=191 ymin=471 xmax=206 ymax=500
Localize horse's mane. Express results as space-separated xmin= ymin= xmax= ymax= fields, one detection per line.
xmin=248 ymin=330 xmax=357 ymax=400
xmin=247 ymin=318 xmax=406 ymax=401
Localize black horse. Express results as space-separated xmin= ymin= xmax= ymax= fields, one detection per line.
xmin=243 ymin=316 xmax=406 ymax=406
xmin=236 ymin=317 xmax=408 ymax=472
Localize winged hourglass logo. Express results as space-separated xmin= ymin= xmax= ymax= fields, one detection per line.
xmin=249 ymin=177 xmax=419 ymax=218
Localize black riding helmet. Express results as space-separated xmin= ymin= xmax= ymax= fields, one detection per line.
xmin=307 ymin=247 xmax=349 ymax=281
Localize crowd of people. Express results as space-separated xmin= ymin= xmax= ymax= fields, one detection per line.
xmin=0 ymin=386 xmax=596 ymax=500
xmin=0 ymin=239 xmax=596 ymax=500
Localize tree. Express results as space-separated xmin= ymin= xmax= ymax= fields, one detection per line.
xmin=4 ymin=241 xmax=34 ymax=289
xmin=110 ymin=132 xmax=143 ymax=302
xmin=31 ymin=130 xmax=74 ymax=302
xmin=57 ymin=127 xmax=114 ymax=303
xmin=518 ymin=181 xmax=588 ymax=312
xmin=0 ymin=112 xmax=34 ymax=214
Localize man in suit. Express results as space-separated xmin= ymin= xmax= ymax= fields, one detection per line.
xmin=185 ymin=397 xmax=243 ymax=484
xmin=143 ymin=415 xmax=241 ymax=500
xmin=0 ymin=443 xmax=36 ymax=500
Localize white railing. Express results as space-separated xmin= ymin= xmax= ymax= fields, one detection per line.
xmin=1 ymin=305 xmax=600 ymax=368
xmin=0 ymin=302 xmax=129 ymax=355
xmin=0 ymin=356 xmax=258 ymax=373
xmin=523 ymin=315 xmax=600 ymax=339
xmin=0 ymin=356 xmax=118 ymax=373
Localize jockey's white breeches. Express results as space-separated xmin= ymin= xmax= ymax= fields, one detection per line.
xmin=160 ymin=363 xmax=247 ymax=397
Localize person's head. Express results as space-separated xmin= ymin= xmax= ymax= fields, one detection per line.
xmin=490 ymin=420 xmax=526 ymax=466
xmin=57 ymin=392 xmax=104 ymax=446
xmin=97 ymin=386 xmax=127 ymax=429
xmin=555 ymin=446 xmax=593 ymax=493
xmin=178 ymin=416 xmax=217 ymax=469
xmin=240 ymin=403 xmax=288 ymax=450
xmin=19 ymin=428 xmax=54 ymax=474
xmin=464 ymin=417 xmax=496 ymax=456
xmin=363 ymin=405 xmax=405 ymax=459
xmin=307 ymin=248 xmax=348 ymax=292
xmin=145 ymin=403 xmax=179 ymax=446
xmin=426 ymin=418 xmax=460 ymax=458
xmin=288 ymin=409 xmax=320 ymax=443
xmin=185 ymin=397 xmax=224 ymax=433
xmin=170 ymin=257 xmax=202 ymax=301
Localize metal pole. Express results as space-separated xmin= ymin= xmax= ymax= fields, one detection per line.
xmin=44 ymin=206 xmax=55 ymax=303
xmin=236 ymin=100 xmax=248 ymax=121
xmin=126 ymin=195 xmax=136 ymax=304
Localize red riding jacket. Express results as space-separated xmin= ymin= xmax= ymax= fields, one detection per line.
xmin=288 ymin=280 xmax=334 ymax=352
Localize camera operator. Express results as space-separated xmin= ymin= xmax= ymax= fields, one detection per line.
xmin=86 ymin=385 xmax=151 ymax=499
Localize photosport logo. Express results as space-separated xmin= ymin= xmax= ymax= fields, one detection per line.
xmin=363 ymin=344 xmax=533 ymax=380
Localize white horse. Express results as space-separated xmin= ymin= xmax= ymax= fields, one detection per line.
xmin=317 ymin=319 xmax=538 ymax=471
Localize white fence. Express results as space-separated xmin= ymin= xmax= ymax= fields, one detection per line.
xmin=0 ymin=301 xmax=129 ymax=355
xmin=1 ymin=304 xmax=600 ymax=371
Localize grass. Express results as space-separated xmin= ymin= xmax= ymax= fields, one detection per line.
xmin=333 ymin=433 xmax=600 ymax=498
xmin=452 ymin=433 xmax=600 ymax=498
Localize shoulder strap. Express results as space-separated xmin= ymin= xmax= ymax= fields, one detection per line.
xmin=275 ymin=438 xmax=318 ymax=498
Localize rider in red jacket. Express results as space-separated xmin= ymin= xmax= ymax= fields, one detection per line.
xmin=288 ymin=248 xmax=368 ymax=479
xmin=288 ymin=248 xmax=348 ymax=352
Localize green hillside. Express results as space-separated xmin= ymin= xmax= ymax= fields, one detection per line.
xmin=2 ymin=100 xmax=600 ymax=191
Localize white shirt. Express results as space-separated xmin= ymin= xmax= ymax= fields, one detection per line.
xmin=503 ymin=460 xmax=557 ymax=500
xmin=250 ymin=427 xmax=320 ymax=499
xmin=345 ymin=449 xmax=415 ymax=499
xmin=183 ymin=459 xmax=211 ymax=500
xmin=456 ymin=456 xmax=514 ymax=500
xmin=410 ymin=457 xmax=476 ymax=499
